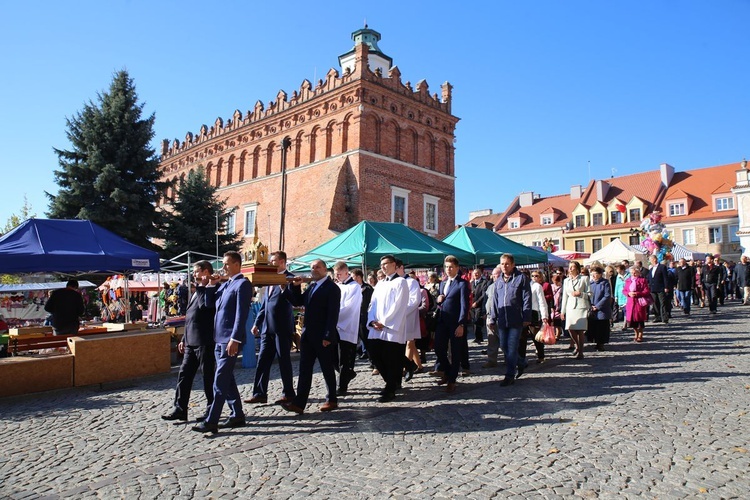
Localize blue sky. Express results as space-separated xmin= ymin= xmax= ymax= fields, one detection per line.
xmin=1 ymin=1 xmax=748 ymax=229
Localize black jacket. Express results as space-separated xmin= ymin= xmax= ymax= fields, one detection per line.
xmin=702 ymin=264 xmax=723 ymax=285
xmin=675 ymin=265 xmax=695 ymax=291
xmin=647 ymin=264 xmax=670 ymax=292
xmin=183 ymin=286 xmax=216 ymax=346
xmin=44 ymin=287 xmax=85 ymax=331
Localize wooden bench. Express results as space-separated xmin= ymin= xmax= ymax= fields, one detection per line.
xmin=8 ymin=328 xmax=109 ymax=355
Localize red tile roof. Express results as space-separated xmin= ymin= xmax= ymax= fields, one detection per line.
xmin=579 ymin=170 xmax=663 ymax=209
xmin=661 ymin=162 xmax=740 ymax=222
xmin=496 ymin=193 xmax=579 ymax=233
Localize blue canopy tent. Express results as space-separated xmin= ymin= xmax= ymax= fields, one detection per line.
xmin=0 ymin=219 xmax=160 ymax=274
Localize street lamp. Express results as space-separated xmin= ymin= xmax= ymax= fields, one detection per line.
xmin=278 ymin=137 xmax=292 ymax=251
xmin=215 ymin=211 xmax=220 ymax=259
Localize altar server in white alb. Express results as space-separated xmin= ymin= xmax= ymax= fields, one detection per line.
xmin=333 ymin=261 xmax=363 ymax=396
xmin=396 ymin=259 xmax=422 ymax=382
xmin=367 ymin=254 xmax=410 ymax=403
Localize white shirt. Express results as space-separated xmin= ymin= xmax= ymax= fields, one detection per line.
xmin=531 ymin=281 xmax=549 ymax=319
xmin=336 ymin=279 xmax=362 ymax=344
xmin=367 ymin=276 xmax=409 ymax=344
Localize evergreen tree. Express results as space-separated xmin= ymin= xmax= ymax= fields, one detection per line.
xmin=161 ymin=166 xmax=241 ymax=257
xmin=46 ymin=70 xmax=168 ymax=249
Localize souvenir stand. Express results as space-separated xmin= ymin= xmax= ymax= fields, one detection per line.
xmin=0 ymin=218 xmax=168 ymax=397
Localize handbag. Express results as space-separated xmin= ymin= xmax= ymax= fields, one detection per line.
xmin=538 ymin=323 xmax=556 ymax=345
xmin=637 ymin=296 xmax=651 ymax=307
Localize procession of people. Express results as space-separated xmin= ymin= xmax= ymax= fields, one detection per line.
xmin=162 ymin=250 xmax=747 ymax=432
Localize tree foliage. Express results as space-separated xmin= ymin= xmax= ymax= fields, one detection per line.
xmin=46 ymin=70 xmax=169 ymax=250
xmin=2 ymin=195 xmax=36 ymax=236
xmin=1 ymin=196 xmax=36 ymax=284
xmin=161 ymin=166 xmax=242 ymax=258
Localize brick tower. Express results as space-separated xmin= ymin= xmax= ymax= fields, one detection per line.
xmin=158 ymin=26 xmax=459 ymax=259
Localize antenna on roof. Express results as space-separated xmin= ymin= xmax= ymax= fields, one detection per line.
xmin=364 ymin=18 xmax=368 ymax=28
xmin=611 ymin=167 xmax=617 ymax=178
xmin=588 ymin=160 xmax=591 ymax=181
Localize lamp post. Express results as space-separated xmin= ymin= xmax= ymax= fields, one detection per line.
xmin=215 ymin=211 xmax=220 ymax=259
xmin=278 ymin=137 xmax=292 ymax=251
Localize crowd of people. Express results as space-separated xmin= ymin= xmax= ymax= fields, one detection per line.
xmin=161 ymin=250 xmax=749 ymax=433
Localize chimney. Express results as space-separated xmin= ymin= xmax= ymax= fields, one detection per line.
xmin=468 ymin=208 xmax=493 ymax=220
xmin=570 ymin=185 xmax=582 ymax=200
xmin=595 ymin=180 xmax=610 ymax=202
xmin=519 ymin=191 xmax=534 ymax=207
xmin=660 ymin=163 xmax=674 ymax=188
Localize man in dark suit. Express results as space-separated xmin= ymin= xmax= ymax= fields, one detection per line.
xmin=44 ymin=280 xmax=85 ymax=335
xmin=469 ymin=268 xmax=490 ymax=344
xmin=193 ymin=251 xmax=253 ymax=434
xmin=647 ymin=254 xmax=670 ymax=323
xmin=162 ymin=261 xmax=216 ymax=422
xmin=245 ymin=250 xmax=299 ymax=405
xmin=282 ymin=259 xmax=341 ymax=415
xmin=433 ymin=255 xmax=469 ymax=394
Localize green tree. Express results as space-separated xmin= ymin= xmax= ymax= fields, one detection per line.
xmin=2 ymin=195 xmax=36 ymax=235
xmin=46 ymin=70 xmax=169 ymax=249
xmin=161 ymin=166 xmax=241 ymax=257
xmin=1 ymin=196 xmax=36 ymax=284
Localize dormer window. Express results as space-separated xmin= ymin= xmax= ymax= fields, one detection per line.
xmin=668 ymin=202 xmax=686 ymax=216
xmin=715 ymin=197 xmax=734 ymax=211
xmin=610 ymin=211 xmax=622 ymax=224
xmin=541 ymin=215 xmax=553 ymax=226
xmin=574 ymin=215 xmax=585 ymax=227
xmin=592 ymin=213 xmax=604 ymax=226
xmin=509 ymin=220 xmax=519 ymax=229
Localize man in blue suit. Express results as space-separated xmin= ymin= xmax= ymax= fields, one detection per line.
xmin=433 ymin=255 xmax=470 ymax=394
xmin=245 ymin=250 xmax=299 ymax=405
xmin=192 ymin=251 xmax=253 ymax=434
xmin=647 ymin=254 xmax=670 ymax=324
xmin=162 ymin=260 xmax=216 ymax=422
xmin=282 ymin=259 xmax=341 ymax=415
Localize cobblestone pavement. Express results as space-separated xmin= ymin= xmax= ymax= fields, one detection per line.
xmin=2 ymin=302 xmax=749 ymax=499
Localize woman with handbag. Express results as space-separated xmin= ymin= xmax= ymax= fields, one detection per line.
xmin=550 ymin=270 xmax=564 ymax=340
xmin=527 ymin=270 xmax=550 ymax=363
xmin=588 ymin=266 xmax=612 ymax=351
xmin=560 ymin=261 xmax=590 ymax=359
xmin=624 ymin=266 xmax=651 ymax=343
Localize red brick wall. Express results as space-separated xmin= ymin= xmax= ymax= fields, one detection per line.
xmin=158 ymin=54 xmax=458 ymax=258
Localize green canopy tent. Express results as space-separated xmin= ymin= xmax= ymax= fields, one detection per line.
xmin=288 ymin=221 xmax=475 ymax=271
xmin=442 ymin=226 xmax=548 ymax=266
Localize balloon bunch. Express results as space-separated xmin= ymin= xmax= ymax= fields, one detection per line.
xmin=639 ymin=211 xmax=674 ymax=262
xmin=541 ymin=238 xmax=558 ymax=253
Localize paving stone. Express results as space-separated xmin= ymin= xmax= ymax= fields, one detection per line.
xmin=2 ymin=303 xmax=750 ymax=496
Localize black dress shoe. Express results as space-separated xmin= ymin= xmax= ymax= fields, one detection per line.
xmin=378 ymin=392 xmax=396 ymax=403
xmin=162 ymin=410 xmax=187 ymax=421
xmin=404 ymin=369 xmax=414 ymax=382
xmin=500 ymin=377 xmax=515 ymax=387
xmin=516 ymin=365 xmax=525 ymax=379
xmin=219 ymin=417 xmax=246 ymax=429
xmin=336 ymin=387 xmax=348 ymax=396
xmin=191 ymin=422 xmax=218 ymax=434
xmin=195 ymin=415 xmax=208 ymax=422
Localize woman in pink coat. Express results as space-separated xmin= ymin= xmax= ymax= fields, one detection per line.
xmin=624 ymin=266 xmax=651 ymax=343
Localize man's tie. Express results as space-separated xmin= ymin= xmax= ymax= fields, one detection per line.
xmin=306 ymin=281 xmax=317 ymax=303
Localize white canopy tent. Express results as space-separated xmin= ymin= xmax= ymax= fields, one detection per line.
xmin=584 ymin=239 xmax=647 ymax=265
